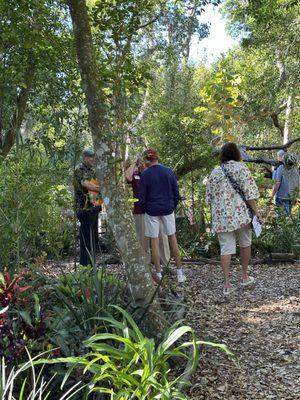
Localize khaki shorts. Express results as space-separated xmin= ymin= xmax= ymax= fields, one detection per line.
xmin=218 ymin=225 xmax=252 ymax=255
xmin=145 ymin=212 xmax=176 ymax=238
xmin=133 ymin=214 xmax=150 ymax=255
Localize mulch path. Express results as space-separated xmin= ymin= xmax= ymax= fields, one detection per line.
xmin=177 ymin=262 xmax=300 ymax=400
xmin=43 ymin=258 xmax=300 ymax=399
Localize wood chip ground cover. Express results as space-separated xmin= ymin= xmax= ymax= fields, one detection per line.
xmin=43 ymin=259 xmax=299 ymax=399
xmin=178 ymin=262 xmax=300 ymax=400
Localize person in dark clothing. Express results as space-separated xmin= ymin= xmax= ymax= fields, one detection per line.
xmin=139 ymin=148 xmax=186 ymax=283
xmin=74 ymin=149 xmax=101 ymax=266
xmin=125 ymin=156 xmax=150 ymax=256
xmin=125 ymin=156 xmax=171 ymax=268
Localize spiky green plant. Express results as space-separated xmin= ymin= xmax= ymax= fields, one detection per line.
xmin=39 ymin=306 xmax=234 ymax=400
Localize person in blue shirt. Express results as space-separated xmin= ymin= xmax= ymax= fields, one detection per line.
xmin=271 ymin=153 xmax=300 ymax=215
xmin=271 ymin=149 xmax=285 ymax=180
xmin=139 ymin=148 xmax=186 ymax=283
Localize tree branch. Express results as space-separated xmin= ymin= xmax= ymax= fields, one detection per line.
xmin=127 ymin=90 xmax=149 ymax=134
xmin=176 ymin=155 xmax=208 ymax=178
xmin=176 ymin=136 xmax=300 ymax=178
xmin=241 ymin=101 xmax=287 ymax=134
xmin=244 ymin=157 xmax=279 ymax=166
xmin=270 ymin=112 xmax=284 ymax=135
xmin=137 ymin=15 xmax=160 ymax=30
xmin=242 ymin=136 xmax=300 ymax=151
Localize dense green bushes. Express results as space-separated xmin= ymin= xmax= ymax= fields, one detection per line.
xmin=252 ymin=210 xmax=300 ymax=256
xmin=0 ymin=151 xmax=73 ymax=266
xmin=0 ymin=265 xmax=126 ymax=365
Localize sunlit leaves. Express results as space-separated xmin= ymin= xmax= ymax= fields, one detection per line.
xmin=195 ymin=67 xmax=245 ymax=137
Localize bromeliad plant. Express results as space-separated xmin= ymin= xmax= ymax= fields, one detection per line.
xmin=0 ymin=296 xmax=48 ymax=364
xmin=0 ymin=269 xmax=48 ymax=364
xmin=0 ymin=268 xmax=31 ymax=307
xmin=41 ymin=306 xmax=234 ymax=400
xmin=45 ymin=266 xmax=126 ymax=356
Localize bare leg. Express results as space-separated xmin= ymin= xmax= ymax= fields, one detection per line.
xmin=220 ymin=254 xmax=231 ymax=287
xmin=151 ymin=237 xmax=161 ymax=273
xmin=168 ymin=234 xmax=181 ymax=269
xmin=240 ymin=245 xmax=251 ymax=280
xmin=159 ymin=231 xmax=171 ymax=268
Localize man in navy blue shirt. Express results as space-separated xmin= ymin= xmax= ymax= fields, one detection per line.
xmin=139 ymin=148 xmax=186 ymax=283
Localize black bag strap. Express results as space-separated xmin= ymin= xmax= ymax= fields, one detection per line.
xmin=221 ymin=164 xmax=253 ymax=218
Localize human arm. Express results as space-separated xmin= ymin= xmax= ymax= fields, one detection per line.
xmin=246 ymin=199 xmax=261 ymax=221
xmin=270 ymin=166 xmax=282 ymax=201
xmin=125 ymin=157 xmax=142 ymax=182
xmin=291 ymin=173 xmax=300 ymax=205
xmin=125 ymin=164 xmax=136 ymax=182
xmin=81 ymin=180 xmax=100 ymax=192
xmin=271 ymin=182 xmax=281 ymax=199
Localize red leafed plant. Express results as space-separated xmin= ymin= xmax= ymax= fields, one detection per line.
xmin=0 ymin=267 xmax=31 ymax=307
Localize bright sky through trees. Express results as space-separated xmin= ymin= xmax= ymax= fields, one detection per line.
xmin=190 ymin=4 xmax=238 ymax=65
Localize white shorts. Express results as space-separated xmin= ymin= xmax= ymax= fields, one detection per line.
xmin=218 ymin=225 xmax=252 ymax=255
xmin=144 ymin=212 xmax=176 ymax=238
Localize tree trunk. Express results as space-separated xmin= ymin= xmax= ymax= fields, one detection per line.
xmin=67 ymin=0 xmax=166 ymax=336
xmin=0 ymin=63 xmax=35 ymax=159
xmin=283 ymin=94 xmax=293 ymax=144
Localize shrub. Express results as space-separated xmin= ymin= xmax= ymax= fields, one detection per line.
xmin=46 ymin=266 xmax=127 ymax=356
xmin=41 ymin=307 xmax=234 ymax=400
xmin=0 ymin=151 xmax=72 ymax=266
xmin=252 ymin=210 xmax=300 ymax=256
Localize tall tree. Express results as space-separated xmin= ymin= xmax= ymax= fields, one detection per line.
xmin=222 ymin=0 xmax=300 ymax=144
xmin=67 ymin=0 xmax=166 ymax=336
xmin=0 ymin=0 xmax=72 ymax=159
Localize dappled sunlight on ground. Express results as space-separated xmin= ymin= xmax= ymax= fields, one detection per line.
xmin=178 ymin=262 xmax=300 ymax=399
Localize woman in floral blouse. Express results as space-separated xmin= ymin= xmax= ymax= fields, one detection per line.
xmin=206 ymin=142 xmax=260 ymax=295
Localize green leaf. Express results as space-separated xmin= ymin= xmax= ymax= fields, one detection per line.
xmin=86 ymin=343 xmax=131 ymax=360
xmin=111 ymin=305 xmax=144 ymax=341
xmin=33 ymin=293 xmax=40 ymax=319
xmin=18 ymin=377 xmax=27 ymax=400
xmin=157 ymin=326 xmax=192 ymax=355
xmin=0 ymin=273 xmax=4 ymax=287
xmin=19 ymin=310 xmax=32 ymax=327
xmin=85 ymin=333 xmax=137 ymax=353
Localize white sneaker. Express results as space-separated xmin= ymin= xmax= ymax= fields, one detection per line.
xmin=156 ymin=272 xmax=162 ymax=280
xmin=223 ymin=286 xmax=236 ymax=295
xmin=241 ymin=276 xmax=255 ymax=287
xmin=177 ymin=273 xmax=186 ymax=283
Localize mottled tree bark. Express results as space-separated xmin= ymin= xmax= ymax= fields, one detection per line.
xmin=0 ymin=64 xmax=35 ymax=159
xmin=67 ymin=0 xmax=166 ymax=336
xmin=283 ymin=95 xmax=293 ymax=144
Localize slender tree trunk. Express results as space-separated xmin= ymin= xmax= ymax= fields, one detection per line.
xmin=283 ymin=94 xmax=293 ymax=144
xmin=67 ymin=0 xmax=166 ymax=336
xmin=0 ymin=63 xmax=35 ymax=159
